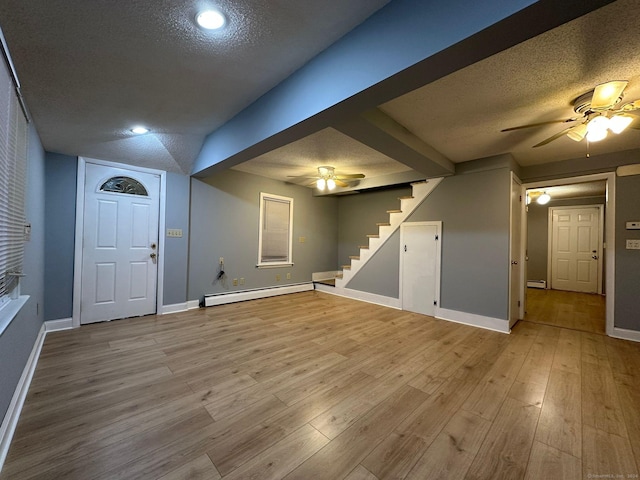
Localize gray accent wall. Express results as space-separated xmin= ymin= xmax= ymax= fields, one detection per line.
xmin=1 ymin=125 xmax=46 ymax=423
xmin=337 ymin=186 xmax=411 ymax=268
xmin=346 ymin=230 xmax=401 ymax=298
xmin=407 ymin=168 xmax=511 ymax=320
xmin=44 ymin=152 xmax=77 ymax=321
xmin=614 ymin=174 xmax=640 ymax=331
xmin=526 ymin=196 xmax=606 ymax=285
xmin=188 ymin=170 xmax=338 ymax=301
xmin=163 ymin=172 xmax=190 ymax=306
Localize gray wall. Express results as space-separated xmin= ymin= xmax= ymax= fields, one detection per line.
xmin=188 ymin=170 xmax=338 ymax=301
xmin=614 ymin=174 xmax=640 ymax=331
xmin=527 ymin=196 xmax=606 ymax=284
xmin=337 ymin=186 xmax=411 ymax=268
xmin=44 ymin=153 xmax=77 ymax=320
xmin=341 ymin=166 xmax=511 ymax=320
xmin=163 ymin=172 xmax=190 ymax=306
xmin=1 ymin=125 xmax=46 ymax=422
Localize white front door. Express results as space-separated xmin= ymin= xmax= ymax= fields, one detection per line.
xmin=400 ymin=222 xmax=440 ymax=316
xmin=550 ymin=206 xmax=601 ymax=293
xmin=80 ymin=163 xmax=160 ymax=324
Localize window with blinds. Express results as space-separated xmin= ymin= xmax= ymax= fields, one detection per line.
xmin=257 ymin=192 xmax=293 ymax=267
xmin=0 ymin=52 xmax=28 ymax=307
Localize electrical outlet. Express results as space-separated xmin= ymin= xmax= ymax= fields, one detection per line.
xmin=167 ymin=228 xmax=183 ymax=238
xmin=233 ymin=278 xmax=238 ymax=286
xmin=286 ymin=272 xmax=291 ymax=280
xmin=239 ymin=278 xmax=245 ymax=285
xmin=275 ymin=274 xmax=281 ymax=281
xmin=299 ymin=236 xmax=306 ymax=243
xmin=626 ymin=239 xmax=640 ymax=250
xmin=219 ymin=257 xmax=224 ymax=264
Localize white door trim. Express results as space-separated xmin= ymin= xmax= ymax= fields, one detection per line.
xmin=523 ymin=172 xmax=615 ymax=336
xmin=73 ymin=157 xmax=166 ymax=328
xmin=399 ymin=221 xmax=442 ymax=314
xmin=547 ymin=204 xmax=604 ymax=294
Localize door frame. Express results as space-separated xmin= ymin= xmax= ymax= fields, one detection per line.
xmin=399 ymin=221 xmax=442 ymax=314
xmin=72 ymin=157 xmax=167 ymax=328
xmin=523 ymin=172 xmax=615 ymax=337
xmin=509 ymin=172 xmax=525 ymax=327
xmin=547 ymin=204 xmax=604 ymax=294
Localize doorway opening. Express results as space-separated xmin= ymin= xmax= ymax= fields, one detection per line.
xmin=522 ymin=176 xmax=611 ymax=334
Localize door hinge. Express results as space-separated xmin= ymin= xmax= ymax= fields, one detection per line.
xmin=433 ymin=300 xmax=437 ymax=306
xmin=517 ymin=300 xmax=521 ymax=307
xmin=519 ymin=195 xmax=522 ymax=202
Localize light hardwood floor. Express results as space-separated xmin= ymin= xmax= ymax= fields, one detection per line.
xmin=525 ymin=288 xmax=606 ymax=334
xmin=2 ymin=290 xmax=639 ymax=479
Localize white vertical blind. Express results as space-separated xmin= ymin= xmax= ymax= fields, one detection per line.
xmin=0 ymin=51 xmax=27 ymax=303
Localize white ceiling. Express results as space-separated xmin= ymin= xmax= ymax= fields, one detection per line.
xmin=2 ymin=1 xmax=639 ymax=183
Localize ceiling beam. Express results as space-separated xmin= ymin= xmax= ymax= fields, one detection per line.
xmin=334 ymin=109 xmax=454 ymax=178
xmin=192 ymin=0 xmax=616 ymax=178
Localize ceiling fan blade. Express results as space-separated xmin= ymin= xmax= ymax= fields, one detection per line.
xmin=591 ymin=80 xmax=628 ymax=110
xmin=532 ymin=126 xmax=576 ymax=148
xmin=622 ymin=99 xmax=640 ymax=112
xmin=334 ymin=179 xmax=349 ymax=188
xmin=501 ymin=118 xmax=577 ymax=132
xmin=336 ymin=173 xmax=365 ymax=179
xmin=287 ymin=175 xmax=318 ymax=179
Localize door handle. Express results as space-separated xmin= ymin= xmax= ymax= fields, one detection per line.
xmin=592 ymin=255 xmax=598 ymax=260
xmin=151 ymin=243 xmax=157 ymax=249
xmin=511 ymin=260 xmax=518 ymax=265
xmin=150 ymin=252 xmax=157 ymax=259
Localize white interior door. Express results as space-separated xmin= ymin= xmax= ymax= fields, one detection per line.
xmin=81 ymin=163 xmax=160 ymax=324
xmin=509 ymin=174 xmax=523 ymax=328
xmin=550 ymin=206 xmax=601 ymax=293
xmin=400 ymin=222 xmax=440 ymax=316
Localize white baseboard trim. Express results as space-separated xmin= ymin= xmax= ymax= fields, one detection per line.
xmin=44 ymin=317 xmax=73 ymax=331
xmin=187 ymin=300 xmax=200 ymax=310
xmin=161 ymin=303 xmax=189 ymax=315
xmin=436 ymin=307 xmax=510 ymax=334
xmin=0 ymin=323 xmax=46 ymax=472
xmin=315 ymin=283 xmax=401 ymax=309
xmin=526 ymin=280 xmax=547 ymax=289
xmin=204 ymin=283 xmax=314 ymax=307
xmin=610 ymin=326 xmax=640 ymax=343
xmin=312 ymin=271 xmax=339 ymax=281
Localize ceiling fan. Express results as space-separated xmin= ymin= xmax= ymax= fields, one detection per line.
xmin=501 ymin=80 xmax=640 ymax=147
xmin=289 ymin=166 xmax=365 ymax=190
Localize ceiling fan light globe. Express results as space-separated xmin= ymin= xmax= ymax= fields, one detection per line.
xmin=537 ymin=193 xmax=551 ymax=205
xmin=609 ymin=114 xmax=633 ymax=134
xmin=316 ymin=178 xmax=326 ymax=190
xmin=586 ymin=116 xmax=609 ymax=142
xmin=327 ymin=178 xmax=336 ymax=190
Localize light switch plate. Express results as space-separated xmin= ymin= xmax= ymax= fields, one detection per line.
xmin=167 ymin=228 xmax=183 ymax=238
xmin=626 ymin=221 xmax=640 ymax=230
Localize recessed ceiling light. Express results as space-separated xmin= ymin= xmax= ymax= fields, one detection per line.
xmin=196 ymin=10 xmax=226 ymax=30
xmin=130 ymin=126 xmax=149 ymax=135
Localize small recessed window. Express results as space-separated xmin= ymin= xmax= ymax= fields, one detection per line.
xmin=258 ymin=193 xmax=293 ymax=267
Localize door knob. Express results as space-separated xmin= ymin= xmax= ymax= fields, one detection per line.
xmin=592 ymin=255 xmax=598 ymax=260
xmin=150 ymin=252 xmax=157 ymax=259
xmin=151 ymin=243 xmax=157 ymax=249
xmin=511 ymin=260 xmax=518 ymax=265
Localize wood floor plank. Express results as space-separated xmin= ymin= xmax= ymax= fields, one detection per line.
xmin=464 ymin=397 xmax=540 ymax=480
xmin=524 ymin=441 xmax=581 ymax=480
xmin=403 ymin=410 xmax=491 ymax=480
xmin=2 ymin=291 xmax=638 ymax=480
xmin=583 ymin=425 xmax=639 ymax=478
xmin=155 ymin=454 xmax=221 ymax=480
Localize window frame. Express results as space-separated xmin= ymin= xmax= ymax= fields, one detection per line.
xmin=257 ymin=192 xmax=294 ymax=268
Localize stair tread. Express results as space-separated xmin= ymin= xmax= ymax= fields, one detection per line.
xmin=398 ymin=196 xmax=414 ymax=200
xmin=387 ymin=209 xmax=402 ymax=214
xmin=335 ymin=273 xmax=343 ymax=279
xmin=349 ymin=256 xmax=360 ymax=260
xmin=341 ymin=265 xmax=351 ymax=269
xmin=359 ymin=245 xmax=369 ymax=249
xmin=366 ymin=234 xmax=380 ymax=238
xmin=376 ymin=222 xmax=391 ymax=226
xmin=410 ymin=180 xmax=429 ymax=186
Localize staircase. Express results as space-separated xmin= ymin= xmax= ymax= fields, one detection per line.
xmin=335 ymin=178 xmax=443 ymax=288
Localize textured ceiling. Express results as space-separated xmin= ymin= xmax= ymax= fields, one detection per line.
xmin=1 ymin=1 xmax=638 ymax=183
xmin=0 ymin=0 xmax=390 ymax=173
xmin=381 ymin=0 xmax=640 ymax=167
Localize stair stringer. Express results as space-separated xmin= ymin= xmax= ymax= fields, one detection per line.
xmin=335 ymin=177 xmax=444 ymax=288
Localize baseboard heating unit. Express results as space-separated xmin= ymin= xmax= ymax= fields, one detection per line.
xmin=527 ymin=280 xmax=547 ymax=289
xmin=203 ymin=282 xmax=313 ymax=307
